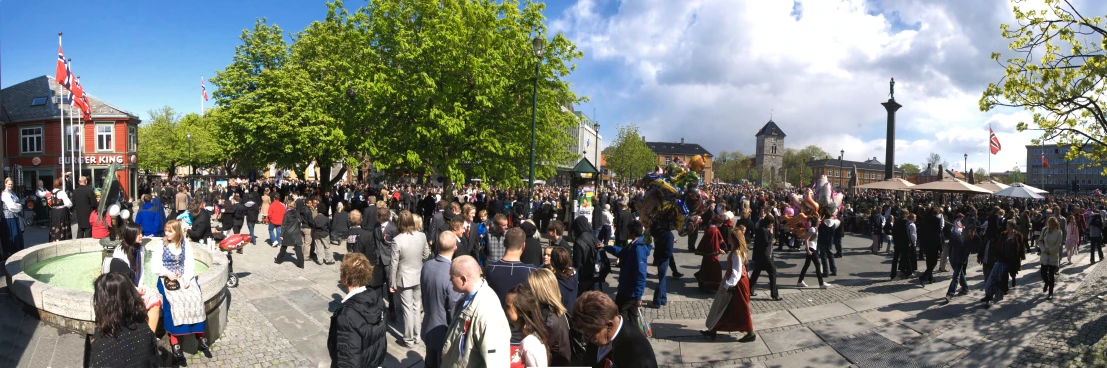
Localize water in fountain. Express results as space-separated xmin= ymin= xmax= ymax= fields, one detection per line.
xmin=25 ymin=251 xmax=208 ymax=293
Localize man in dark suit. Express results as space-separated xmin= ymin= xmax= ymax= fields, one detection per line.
xmin=361 ymin=196 xmax=379 ymax=231
xmin=749 ymin=210 xmax=781 ymax=300
xmin=72 ymin=176 xmax=97 ymax=238
xmin=613 ymin=202 xmax=634 ymax=247
xmin=244 ymin=186 xmax=261 ymax=244
xmin=375 ymin=206 xmax=399 ymax=319
xmin=572 ymin=291 xmax=658 ymax=368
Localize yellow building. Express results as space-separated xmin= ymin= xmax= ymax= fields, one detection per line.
xmin=646 ymin=138 xmax=714 ymax=183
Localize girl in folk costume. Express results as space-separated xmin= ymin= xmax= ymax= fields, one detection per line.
xmin=1064 ymin=214 xmax=1080 ymax=265
xmin=47 ymin=179 xmax=72 ymax=242
xmin=694 ymin=215 xmax=727 ymax=293
xmin=153 ymin=219 xmax=213 ymax=363
xmin=701 ymin=225 xmax=756 ymax=342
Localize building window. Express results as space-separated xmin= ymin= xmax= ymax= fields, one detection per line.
xmin=96 ymin=124 xmax=113 ymax=151
xmin=771 ymin=145 xmax=777 ymax=154
xmin=128 ymin=126 xmax=137 ymax=151
xmin=31 ymin=97 xmax=47 ymax=106
xmin=20 ymin=127 xmax=43 ymax=153
xmin=65 ymin=125 xmax=82 ymax=153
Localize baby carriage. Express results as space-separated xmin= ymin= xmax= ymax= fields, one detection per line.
xmin=217 ymin=233 xmax=251 ymax=288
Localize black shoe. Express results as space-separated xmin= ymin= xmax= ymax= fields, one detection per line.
xmin=1043 ymin=285 xmax=1048 ymax=293
xmin=672 ymin=272 xmax=684 ymax=278
xmin=750 ymin=291 xmax=758 ymax=297
xmin=171 ymin=344 xmax=185 ymax=363
xmin=771 ymin=296 xmax=783 ymax=301
xmin=274 ymin=257 xmax=282 ymax=264
xmin=890 ymin=274 xmax=897 ymax=280
xmin=699 ymin=330 xmax=717 ymax=341
xmin=830 ymin=272 xmax=837 ymax=277
xmin=738 ymin=332 xmax=757 ymax=342
xmin=324 ymin=260 xmax=335 ymax=265
xmin=1047 ymin=293 xmax=1053 ymax=300
xmin=834 ymin=253 xmax=843 ymax=258
xmin=198 ymin=336 xmax=213 ymax=358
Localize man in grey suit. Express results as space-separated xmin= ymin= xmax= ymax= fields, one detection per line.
xmin=421 ymin=230 xmax=462 ymax=368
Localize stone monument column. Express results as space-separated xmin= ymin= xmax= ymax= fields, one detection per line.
xmin=882 ymin=78 xmax=901 ymax=180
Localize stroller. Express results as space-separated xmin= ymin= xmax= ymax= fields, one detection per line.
xmin=216 ymin=233 xmax=250 ymax=288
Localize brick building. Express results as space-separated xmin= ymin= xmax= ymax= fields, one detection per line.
xmin=1 ymin=76 xmax=140 ymax=195
xmin=806 ymin=156 xmax=903 ymax=189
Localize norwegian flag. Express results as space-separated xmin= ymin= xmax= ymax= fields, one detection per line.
xmin=55 ymin=36 xmax=70 ymax=90
xmin=989 ymin=127 xmax=1002 ymax=155
xmin=75 ymin=77 xmax=91 ymax=120
xmin=69 ymin=72 xmax=86 ymax=112
xmin=1042 ymin=150 xmax=1050 ymax=168
xmin=201 ymin=76 xmax=209 ymax=101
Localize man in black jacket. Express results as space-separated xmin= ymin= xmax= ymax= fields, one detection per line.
xmin=244 ymin=186 xmax=261 ymax=244
xmin=327 ymin=252 xmax=387 ymax=368
xmin=613 ymin=202 xmax=634 ymax=247
xmin=72 ymin=176 xmax=97 ymax=238
xmin=345 ymin=210 xmax=382 ymax=283
xmin=749 ymin=210 xmax=781 ymax=300
xmin=185 ymin=201 xmax=213 ymax=244
xmin=573 ymin=216 xmax=600 ymax=295
xmin=572 ymin=291 xmax=658 ymax=368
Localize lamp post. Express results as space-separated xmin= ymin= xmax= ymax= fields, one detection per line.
xmin=529 ymin=36 xmax=545 ymax=193
xmin=839 ymin=149 xmax=844 ymax=188
xmin=187 ymin=132 xmax=192 ymax=177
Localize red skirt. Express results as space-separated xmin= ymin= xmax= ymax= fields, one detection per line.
xmin=696 ymin=255 xmax=722 ymax=292
xmin=712 ymin=276 xmax=753 ymax=332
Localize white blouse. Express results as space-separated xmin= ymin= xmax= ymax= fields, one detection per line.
xmin=723 ymin=252 xmax=745 ymax=288
xmin=150 ymin=239 xmax=196 ymax=284
xmin=521 ymin=334 xmax=548 ymax=367
xmin=111 ymin=245 xmax=146 ymax=285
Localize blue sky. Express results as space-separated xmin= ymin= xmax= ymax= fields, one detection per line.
xmin=2 ymin=0 xmax=1088 ymax=175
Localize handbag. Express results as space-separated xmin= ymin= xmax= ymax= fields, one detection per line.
xmin=161 ymin=276 xmax=180 ymax=291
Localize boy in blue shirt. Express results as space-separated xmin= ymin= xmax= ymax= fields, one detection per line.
xmin=602 ymin=220 xmax=652 ymax=329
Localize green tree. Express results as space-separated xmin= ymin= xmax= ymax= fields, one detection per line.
xmin=137 ymin=106 xmax=182 ymax=174
xmin=714 ymin=151 xmax=754 ymax=184
xmin=604 ymin=125 xmax=655 ymax=184
xmin=782 ymin=145 xmax=829 ymax=185
xmin=1008 ymin=166 xmax=1024 ymax=184
xmin=974 ymin=167 xmax=988 ymax=183
xmin=899 ymin=163 xmax=921 ymax=176
xmin=981 ymin=0 xmax=1107 ymax=175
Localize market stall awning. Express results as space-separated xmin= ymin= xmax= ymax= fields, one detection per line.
xmin=855 ymin=178 xmax=916 ymax=191
xmin=910 ymin=177 xmax=991 ymax=194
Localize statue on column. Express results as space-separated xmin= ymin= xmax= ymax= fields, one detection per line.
xmin=889 ymin=77 xmax=895 ymax=101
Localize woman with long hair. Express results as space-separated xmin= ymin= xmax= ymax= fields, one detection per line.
xmin=47 ymin=178 xmax=72 ymax=242
xmin=694 ymin=216 xmax=726 ymax=292
xmin=1065 ymin=214 xmax=1080 ymax=264
xmin=702 ymin=225 xmax=756 ymax=342
xmin=506 ymin=284 xmax=551 ymax=367
xmin=153 ymin=219 xmax=212 ymax=363
xmin=1041 ymin=217 xmax=1063 ymax=299
xmin=88 ymin=272 xmax=158 ymax=367
xmin=390 ymin=210 xmax=431 ymax=347
xmin=527 ymin=269 xmax=571 ymax=366
xmin=548 ymin=247 xmax=578 ymax=315
xmin=106 ymin=223 xmax=161 ymax=332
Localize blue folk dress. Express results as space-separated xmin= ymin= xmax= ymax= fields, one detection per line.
xmin=158 ymin=243 xmax=206 ymax=335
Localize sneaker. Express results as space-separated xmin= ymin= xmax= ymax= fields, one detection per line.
xmin=797 ymin=281 xmax=809 ymax=287
xmin=820 ymin=283 xmax=832 ymax=289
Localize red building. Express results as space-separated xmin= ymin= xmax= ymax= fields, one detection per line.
xmin=1 ymin=76 xmax=140 ymax=195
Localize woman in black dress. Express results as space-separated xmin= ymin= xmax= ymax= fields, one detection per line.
xmin=88 ymin=272 xmax=158 ymax=368
xmin=48 ymin=179 xmax=72 ymax=242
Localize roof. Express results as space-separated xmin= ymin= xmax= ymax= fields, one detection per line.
xmin=755 ymin=120 xmax=786 ymax=138
xmin=1 ymin=75 xmax=138 ymax=123
xmin=807 ymin=158 xmax=902 ymax=173
xmin=571 ymin=157 xmax=598 ymax=174
xmin=646 ymin=141 xmax=713 ymax=157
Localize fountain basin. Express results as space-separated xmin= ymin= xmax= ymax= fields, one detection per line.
xmin=3 ymin=238 xmax=230 ymax=338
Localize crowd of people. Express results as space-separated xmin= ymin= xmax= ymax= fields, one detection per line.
xmin=20 ymin=173 xmax=1106 ymax=367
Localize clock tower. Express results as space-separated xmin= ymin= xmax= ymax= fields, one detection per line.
xmin=755 ymin=120 xmax=786 ymax=184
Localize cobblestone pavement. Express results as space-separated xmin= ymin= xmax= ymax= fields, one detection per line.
xmin=4 ymin=224 xmax=1107 ymax=367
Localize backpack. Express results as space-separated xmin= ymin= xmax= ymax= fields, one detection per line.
xmin=1092 ymin=214 xmax=1103 ymax=229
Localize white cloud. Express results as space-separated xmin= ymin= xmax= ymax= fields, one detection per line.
xmin=556 ymin=0 xmax=1055 ymax=175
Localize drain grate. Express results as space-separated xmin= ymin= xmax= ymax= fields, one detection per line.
xmin=830 ymin=333 xmax=925 ymax=368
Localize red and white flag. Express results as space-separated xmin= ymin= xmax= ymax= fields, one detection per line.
xmin=55 ymin=35 xmax=70 ymax=89
xmin=989 ymin=127 xmax=1002 ymax=155
xmin=201 ymin=76 xmax=209 ymax=101
xmin=75 ymin=77 xmax=91 ymax=120
xmin=1041 ymin=150 xmax=1050 ymax=168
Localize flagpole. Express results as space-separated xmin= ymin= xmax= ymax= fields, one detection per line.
xmin=988 ymin=123 xmax=992 ymax=179
xmin=58 ymin=33 xmax=66 ymax=192
xmin=201 ymin=76 xmax=204 ymax=114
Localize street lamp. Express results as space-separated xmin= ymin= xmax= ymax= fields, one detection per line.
xmin=528 ymin=36 xmax=545 ymax=219
xmin=187 ymin=132 xmax=192 ymax=177
xmin=839 ymin=149 xmax=844 ymax=188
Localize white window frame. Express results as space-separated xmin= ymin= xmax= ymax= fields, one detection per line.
xmin=95 ymin=122 xmax=114 ymax=152
xmin=128 ymin=125 xmax=137 ymax=151
xmin=20 ymin=126 xmax=44 ymax=154
xmin=65 ymin=125 xmax=82 ymax=153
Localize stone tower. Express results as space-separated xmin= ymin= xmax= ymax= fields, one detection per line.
xmin=755 ymin=120 xmax=786 ymax=184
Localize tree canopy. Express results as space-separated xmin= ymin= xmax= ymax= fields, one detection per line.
xmin=981 ymin=0 xmax=1107 ymax=174
xmin=137 ymin=106 xmax=222 ymax=174
xmin=603 ymin=125 xmax=655 ymax=183
xmin=714 ymin=151 xmax=755 ymax=184
xmin=209 ymin=0 xmax=585 ymax=188
xmin=899 ymin=163 xmax=921 ymax=176
xmin=781 ymin=145 xmax=829 ymax=185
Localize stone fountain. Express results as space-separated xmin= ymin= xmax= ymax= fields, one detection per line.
xmin=3 ymin=238 xmax=230 ymax=338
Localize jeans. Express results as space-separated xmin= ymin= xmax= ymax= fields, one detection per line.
xmin=985 ymin=262 xmax=1010 ymax=300
xmin=946 ymin=261 xmax=968 ymax=296
xmin=797 ymin=251 xmax=824 ymax=285
xmin=268 ymin=223 xmax=282 ymax=246
xmin=818 ymin=246 xmax=836 ymax=274
xmin=651 ymin=229 xmax=674 ymax=305
xmin=1091 ymin=236 xmax=1104 ymax=263
xmin=1041 ymin=265 xmax=1057 ymax=294
xmin=245 ymin=220 xmax=257 ymax=243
